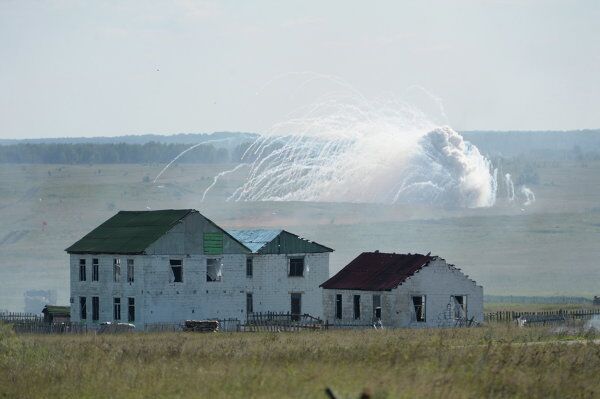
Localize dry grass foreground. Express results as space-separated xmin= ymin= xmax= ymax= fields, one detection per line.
xmin=1 ymin=323 xmax=600 ymax=399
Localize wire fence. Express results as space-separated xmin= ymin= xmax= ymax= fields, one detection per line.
xmin=485 ymin=308 xmax=600 ymax=323
xmin=7 ymin=308 xmax=599 ymax=334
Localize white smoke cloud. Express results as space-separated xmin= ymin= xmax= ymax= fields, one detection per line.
xmin=223 ymin=96 xmax=500 ymax=208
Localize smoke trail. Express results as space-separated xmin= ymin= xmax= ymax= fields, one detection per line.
xmin=521 ymin=186 xmax=536 ymax=206
xmin=201 ymin=163 xmax=247 ymax=202
xmin=222 ymin=95 xmax=500 ymax=208
xmin=153 ymin=142 xmax=207 ymax=184
xmin=505 ymin=173 xmax=515 ymax=202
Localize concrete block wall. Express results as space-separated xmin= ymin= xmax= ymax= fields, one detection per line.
xmin=70 ymin=254 xmax=146 ymax=324
xmin=323 ymin=289 xmax=393 ymax=325
xmin=70 ymin=251 xmax=330 ymax=326
xmin=247 ymin=253 xmax=329 ymax=319
xmin=393 ymin=258 xmax=483 ymax=328
xmin=322 ymin=258 xmax=483 ymax=328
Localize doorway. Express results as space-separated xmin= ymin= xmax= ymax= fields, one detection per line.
xmin=291 ymin=293 xmax=302 ymax=321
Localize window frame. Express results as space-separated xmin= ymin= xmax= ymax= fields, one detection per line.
xmin=451 ymin=295 xmax=467 ymax=319
xmin=113 ymin=297 xmax=121 ymax=320
xmin=206 ymin=258 xmax=222 ymax=282
xmin=288 ymin=257 xmax=304 ymax=277
xmin=92 ymin=258 xmax=99 ymax=282
xmin=412 ymin=295 xmax=426 ymax=322
xmin=335 ymin=294 xmax=343 ymax=319
xmin=170 ymin=259 xmax=183 ymax=283
xmin=79 ymin=259 xmax=86 ymax=282
xmin=79 ymin=296 xmax=87 ymax=320
xmin=246 ymin=257 xmax=253 ymax=278
xmin=353 ymin=295 xmax=361 ymax=320
xmin=372 ymin=294 xmax=381 ymax=320
xmin=92 ymin=296 xmax=99 ymax=321
xmin=127 ymin=259 xmax=135 ymax=283
xmin=113 ymin=258 xmax=121 ymax=282
xmin=128 ymin=297 xmax=135 ymax=323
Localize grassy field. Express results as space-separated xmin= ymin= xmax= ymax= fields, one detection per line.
xmin=2 ymin=160 xmax=600 ymax=311
xmin=1 ymin=323 xmax=600 ymax=398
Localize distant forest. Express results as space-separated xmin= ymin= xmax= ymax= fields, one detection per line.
xmin=0 ymin=142 xmax=252 ymax=164
xmin=2 ymin=130 xmax=600 ymax=164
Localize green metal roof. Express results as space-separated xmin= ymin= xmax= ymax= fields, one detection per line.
xmin=227 ymin=229 xmax=333 ymax=254
xmin=66 ymin=209 xmax=194 ymax=254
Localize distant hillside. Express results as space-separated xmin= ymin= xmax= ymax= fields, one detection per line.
xmin=0 ymin=132 xmax=258 ymax=164
xmin=0 ymin=131 xmax=258 ymax=146
xmin=0 ymin=142 xmax=253 ymax=164
xmin=462 ymin=129 xmax=600 ymax=158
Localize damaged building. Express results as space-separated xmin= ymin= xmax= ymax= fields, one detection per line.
xmin=66 ymin=209 xmax=333 ymax=326
xmin=321 ymin=252 xmax=483 ymax=327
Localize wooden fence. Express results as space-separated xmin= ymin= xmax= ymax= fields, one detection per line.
xmin=0 ymin=311 xmax=43 ymax=323
xmin=485 ymin=308 xmax=600 ymax=323
xmin=245 ymin=312 xmax=323 ymax=332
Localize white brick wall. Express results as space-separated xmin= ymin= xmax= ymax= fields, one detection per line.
xmin=70 ymin=251 xmax=330 ymax=326
xmin=322 ymin=258 xmax=483 ymax=328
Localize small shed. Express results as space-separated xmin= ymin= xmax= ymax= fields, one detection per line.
xmin=42 ymin=305 xmax=71 ymax=324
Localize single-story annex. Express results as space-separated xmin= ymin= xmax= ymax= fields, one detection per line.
xmin=320 ymin=252 xmax=483 ymax=328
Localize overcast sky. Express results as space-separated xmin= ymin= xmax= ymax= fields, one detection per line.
xmin=1 ymin=0 xmax=599 ymax=139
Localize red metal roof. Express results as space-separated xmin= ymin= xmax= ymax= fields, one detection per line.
xmin=320 ymin=252 xmax=434 ymax=291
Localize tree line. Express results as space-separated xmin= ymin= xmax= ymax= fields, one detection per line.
xmin=0 ymin=142 xmax=252 ymax=164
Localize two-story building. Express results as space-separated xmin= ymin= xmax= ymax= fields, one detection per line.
xmin=66 ymin=209 xmax=333 ymax=327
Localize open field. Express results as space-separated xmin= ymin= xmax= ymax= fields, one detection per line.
xmin=1 ymin=323 xmax=600 ymax=398
xmin=2 ymin=159 xmax=600 ymax=311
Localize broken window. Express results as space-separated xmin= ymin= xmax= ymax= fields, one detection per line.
xmin=206 ymin=258 xmax=222 ymax=282
xmin=92 ymin=296 xmax=99 ymax=321
xmin=170 ymin=259 xmax=183 ymax=283
xmin=452 ymin=295 xmax=467 ymax=319
xmin=289 ymin=257 xmax=304 ymax=277
xmin=113 ymin=297 xmax=121 ymax=320
xmin=373 ymin=294 xmax=381 ymax=320
xmin=412 ymin=295 xmax=426 ymax=322
xmin=246 ymin=257 xmax=253 ymax=278
xmin=127 ymin=259 xmax=134 ymax=283
xmin=335 ymin=294 xmax=343 ymax=319
xmin=92 ymin=258 xmax=99 ymax=281
xmin=80 ymin=296 xmax=87 ymax=320
xmin=113 ymin=258 xmax=121 ymax=282
xmin=128 ymin=297 xmax=135 ymax=323
xmin=353 ymin=295 xmax=361 ymax=320
xmin=246 ymin=293 xmax=253 ymax=314
xmin=79 ymin=259 xmax=86 ymax=281
xmin=291 ymin=293 xmax=302 ymax=321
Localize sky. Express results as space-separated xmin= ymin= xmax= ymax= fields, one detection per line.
xmin=0 ymin=0 xmax=599 ymax=139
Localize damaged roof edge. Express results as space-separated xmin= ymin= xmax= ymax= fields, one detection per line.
xmin=320 ymin=252 xmax=434 ymax=291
